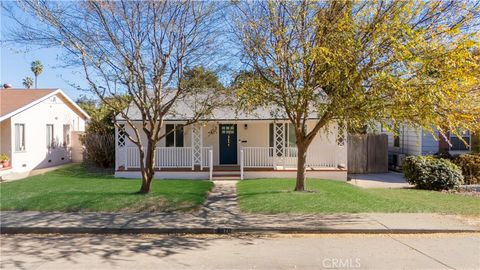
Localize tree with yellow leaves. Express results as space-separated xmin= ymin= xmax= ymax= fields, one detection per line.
xmin=233 ymin=0 xmax=480 ymax=191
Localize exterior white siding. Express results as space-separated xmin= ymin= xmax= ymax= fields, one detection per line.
xmin=383 ymin=125 xmax=440 ymax=156
xmin=8 ymin=94 xmax=86 ymax=171
xmin=386 ymin=125 xmax=422 ymax=155
xmin=421 ymin=129 xmax=439 ymax=155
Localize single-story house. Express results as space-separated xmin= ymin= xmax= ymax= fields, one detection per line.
xmin=115 ymin=104 xmax=347 ymax=181
xmin=380 ymin=124 xmax=477 ymax=167
xmin=0 ymin=88 xmax=89 ymax=173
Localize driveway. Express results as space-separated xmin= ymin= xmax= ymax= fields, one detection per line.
xmin=348 ymin=171 xmax=413 ymax=189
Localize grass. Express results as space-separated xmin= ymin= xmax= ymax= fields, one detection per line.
xmin=0 ymin=164 xmax=213 ymax=212
xmin=237 ymin=179 xmax=480 ymax=215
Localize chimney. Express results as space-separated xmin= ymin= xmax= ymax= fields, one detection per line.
xmin=3 ymin=83 xmax=13 ymax=89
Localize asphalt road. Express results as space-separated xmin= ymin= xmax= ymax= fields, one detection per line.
xmin=1 ymin=233 xmax=479 ymax=269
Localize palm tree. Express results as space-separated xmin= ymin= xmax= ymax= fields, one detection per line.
xmin=30 ymin=60 xmax=43 ymax=88
xmin=22 ymin=77 xmax=33 ymax=89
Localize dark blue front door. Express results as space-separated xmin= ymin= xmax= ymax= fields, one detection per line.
xmin=219 ymin=124 xmax=237 ymax=164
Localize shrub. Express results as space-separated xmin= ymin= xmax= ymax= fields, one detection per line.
xmin=403 ymin=156 xmax=463 ymax=190
xmin=81 ymin=133 xmax=115 ymax=168
xmin=453 ymin=153 xmax=480 ymax=185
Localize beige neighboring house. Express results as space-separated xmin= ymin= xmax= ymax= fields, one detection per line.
xmin=115 ymin=102 xmax=348 ymax=181
xmin=0 ymin=88 xmax=89 ymax=174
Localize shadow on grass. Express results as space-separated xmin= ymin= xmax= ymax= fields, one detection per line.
xmin=47 ymin=164 xmax=115 ymax=179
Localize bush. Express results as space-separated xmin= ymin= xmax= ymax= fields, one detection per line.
xmin=403 ymin=156 xmax=463 ymax=190
xmin=81 ymin=133 xmax=115 ymax=168
xmin=453 ymin=153 xmax=480 ymax=185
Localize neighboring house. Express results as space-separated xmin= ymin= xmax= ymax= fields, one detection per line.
xmin=380 ymin=124 xmax=477 ymax=167
xmin=0 ymin=88 xmax=89 ymax=173
xmin=115 ymin=105 xmax=347 ymax=181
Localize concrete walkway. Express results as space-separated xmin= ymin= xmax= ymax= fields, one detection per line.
xmin=348 ymin=171 xmax=413 ymax=189
xmin=1 ymin=180 xmax=479 ymax=234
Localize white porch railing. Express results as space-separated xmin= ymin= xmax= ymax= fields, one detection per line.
xmin=242 ymin=147 xmax=275 ymax=168
xmin=240 ymin=145 xmax=343 ymax=178
xmin=124 ymin=146 xmax=213 ymax=171
xmin=156 ymin=147 xmax=193 ymax=168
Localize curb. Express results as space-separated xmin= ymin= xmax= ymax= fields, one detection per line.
xmin=2 ymin=227 xmax=479 ymax=235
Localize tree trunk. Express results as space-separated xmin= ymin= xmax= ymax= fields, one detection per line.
xmin=295 ymin=142 xmax=308 ymax=191
xmin=35 ymin=76 xmax=37 ymax=89
xmin=138 ymin=140 xmax=156 ymax=193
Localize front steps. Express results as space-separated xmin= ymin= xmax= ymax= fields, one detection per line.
xmin=212 ymin=170 xmax=241 ymax=181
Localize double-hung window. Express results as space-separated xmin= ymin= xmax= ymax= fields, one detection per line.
xmin=393 ymin=127 xmax=401 ymax=147
xmin=63 ymin=124 xmax=71 ymax=147
xmin=46 ymin=124 xmax=55 ymax=149
xmin=165 ymin=124 xmax=184 ymax=147
xmin=14 ymin=124 xmax=26 ymax=152
xmin=450 ymin=131 xmax=470 ymax=151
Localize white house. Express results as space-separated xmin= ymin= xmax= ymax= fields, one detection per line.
xmin=382 ymin=125 xmax=475 ymax=155
xmin=0 ymin=88 xmax=90 ymax=174
xmin=380 ymin=124 xmax=476 ymax=168
xmin=115 ymin=104 xmax=347 ymax=181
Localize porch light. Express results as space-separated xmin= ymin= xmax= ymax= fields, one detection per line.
xmin=244 ymin=124 xmax=248 ymax=130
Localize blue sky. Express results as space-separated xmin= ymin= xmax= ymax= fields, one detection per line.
xmin=1 ymin=5 xmax=101 ymax=100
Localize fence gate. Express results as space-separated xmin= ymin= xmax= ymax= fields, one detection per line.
xmin=347 ymin=134 xmax=388 ymax=173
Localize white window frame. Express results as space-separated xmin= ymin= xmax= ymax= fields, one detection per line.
xmin=14 ymin=123 xmax=26 ymax=152
xmin=46 ymin=124 xmax=55 ymax=149
xmin=63 ymin=124 xmax=71 ymax=147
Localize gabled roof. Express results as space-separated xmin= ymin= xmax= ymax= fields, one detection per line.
xmin=0 ymin=88 xmax=90 ymax=122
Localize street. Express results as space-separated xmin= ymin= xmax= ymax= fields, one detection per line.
xmin=1 ymin=233 xmax=479 ymax=269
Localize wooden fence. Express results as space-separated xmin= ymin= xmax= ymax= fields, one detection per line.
xmin=348 ymin=134 xmax=388 ymax=173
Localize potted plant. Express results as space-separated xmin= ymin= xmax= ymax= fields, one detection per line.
xmin=0 ymin=153 xmax=10 ymax=168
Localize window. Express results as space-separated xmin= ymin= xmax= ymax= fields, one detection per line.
xmin=46 ymin=124 xmax=55 ymax=148
xmin=14 ymin=124 xmax=25 ymax=151
xmin=393 ymin=127 xmax=400 ymax=147
xmin=63 ymin=124 xmax=71 ymax=147
xmin=166 ymin=124 xmax=184 ymax=147
xmin=450 ymin=131 xmax=470 ymax=151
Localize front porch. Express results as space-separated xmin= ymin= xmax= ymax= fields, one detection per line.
xmin=115 ymin=121 xmax=347 ymax=180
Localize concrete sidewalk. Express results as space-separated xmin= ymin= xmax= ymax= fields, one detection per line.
xmin=1 ymin=180 xmax=479 ymax=234
xmin=2 ymin=211 xmax=479 ymax=234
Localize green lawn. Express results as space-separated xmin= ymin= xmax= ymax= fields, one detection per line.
xmin=237 ymin=179 xmax=480 ymax=215
xmin=0 ymin=164 xmax=213 ymax=212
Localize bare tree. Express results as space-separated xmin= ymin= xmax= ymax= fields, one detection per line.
xmin=5 ymin=0 xmax=225 ymax=193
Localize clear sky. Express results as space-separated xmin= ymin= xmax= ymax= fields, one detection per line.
xmin=0 ymin=5 xmax=88 ymax=100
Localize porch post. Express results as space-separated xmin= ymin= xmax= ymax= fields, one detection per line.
xmin=209 ymin=149 xmax=213 ymax=181
xmin=191 ymin=124 xmax=203 ymax=170
xmin=240 ymin=147 xmax=244 ymax=180
xmin=124 ymin=147 xmax=128 ymax=170
xmin=274 ymin=122 xmax=285 ymax=170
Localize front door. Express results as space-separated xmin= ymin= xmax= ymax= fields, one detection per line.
xmin=219 ymin=124 xmax=237 ymax=164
